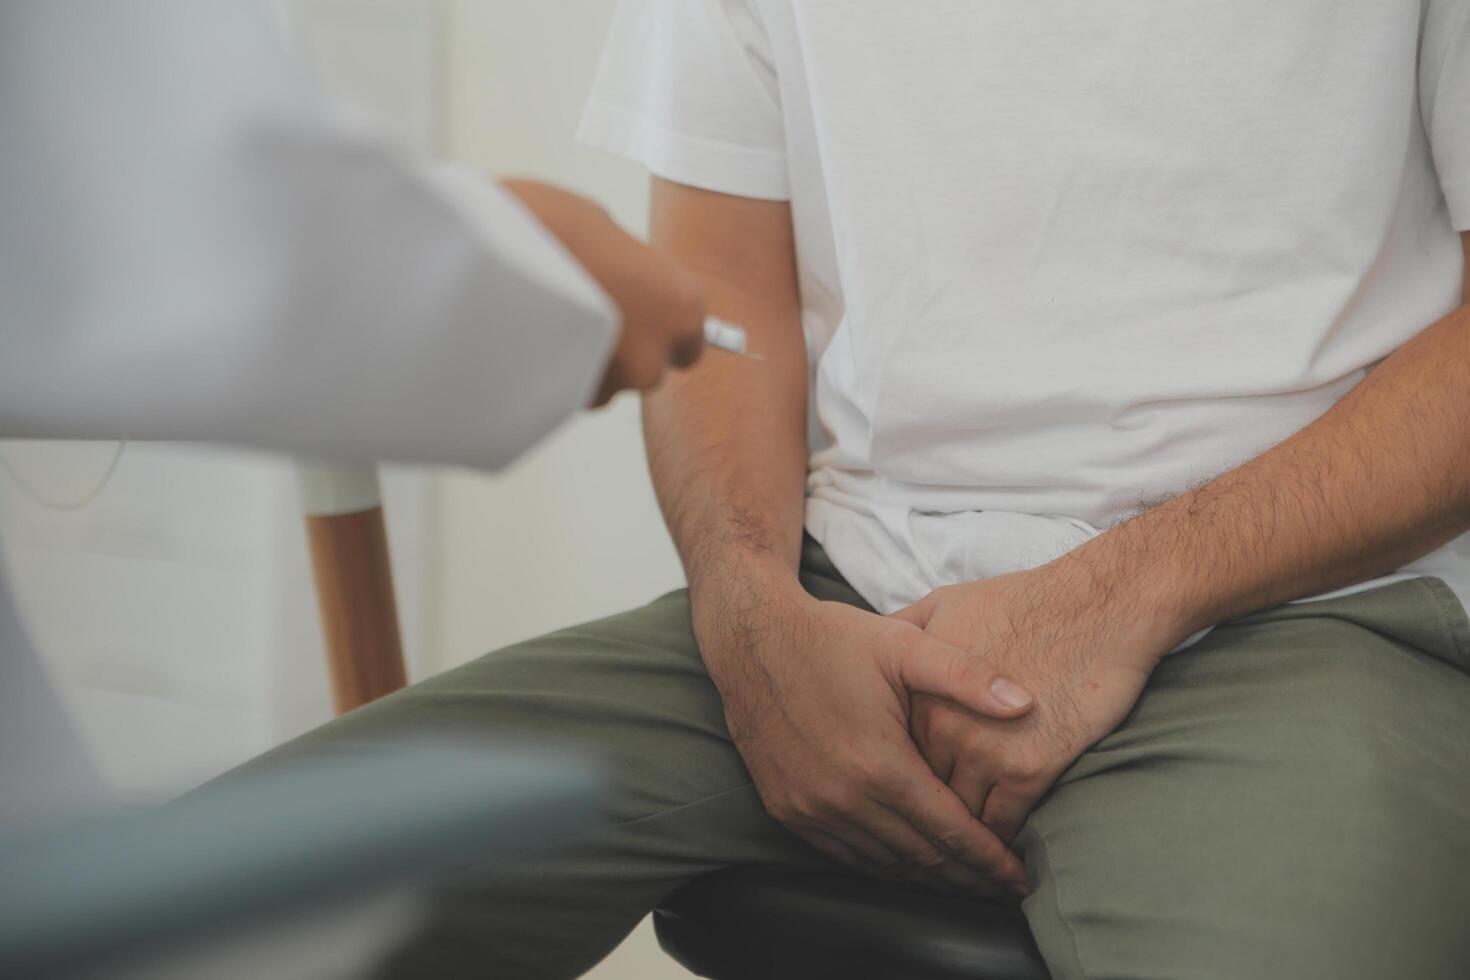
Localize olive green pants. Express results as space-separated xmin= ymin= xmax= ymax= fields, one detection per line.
xmin=230 ymin=540 xmax=1470 ymax=979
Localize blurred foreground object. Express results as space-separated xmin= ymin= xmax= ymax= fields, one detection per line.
xmin=0 ymin=740 xmax=605 ymax=979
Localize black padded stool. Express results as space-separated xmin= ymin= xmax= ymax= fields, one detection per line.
xmin=655 ymin=867 xmax=1050 ymax=980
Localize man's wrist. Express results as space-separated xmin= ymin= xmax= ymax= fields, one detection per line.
xmin=1060 ymin=525 xmax=1205 ymax=660
xmin=688 ymin=547 xmax=810 ymax=664
xmin=690 ymin=547 xmax=809 ymax=624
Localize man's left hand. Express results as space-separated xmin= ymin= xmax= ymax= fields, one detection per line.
xmin=897 ymin=557 xmax=1178 ymax=843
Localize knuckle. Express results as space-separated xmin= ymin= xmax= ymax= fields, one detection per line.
xmin=837 ymin=752 xmax=877 ymax=785
xmin=1002 ymin=752 xmax=1046 ymax=783
xmin=786 ymin=784 xmax=847 ymax=821
xmin=989 ymin=818 xmax=1021 ymax=842
xmin=765 ymin=800 xmax=796 ymax=824
xmin=962 ymin=732 xmax=992 ymax=762
xmin=849 ymin=758 xmax=883 ymax=790
xmin=911 ymin=848 xmax=948 ymax=871
xmin=946 ymin=651 xmax=979 ymax=687
xmin=818 ymin=785 xmax=863 ymax=816
xmin=911 ymin=716 xmax=940 ymax=748
xmin=758 ymin=788 xmax=803 ymax=825
xmin=930 ymin=584 xmax=963 ymax=609
xmin=916 ymin=638 xmax=968 ymax=685
xmin=855 ymin=763 xmax=900 ymax=800
xmin=933 ymin=828 xmax=967 ymax=855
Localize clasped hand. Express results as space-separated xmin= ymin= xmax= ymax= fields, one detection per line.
xmin=898 ymin=559 xmax=1171 ymax=846
xmin=700 ymin=556 xmax=1174 ymax=900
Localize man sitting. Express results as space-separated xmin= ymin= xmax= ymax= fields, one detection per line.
xmin=226 ymin=2 xmax=1470 ymax=977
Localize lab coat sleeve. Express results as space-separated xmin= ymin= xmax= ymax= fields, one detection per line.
xmin=0 ymin=0 xmax=618 ymax=471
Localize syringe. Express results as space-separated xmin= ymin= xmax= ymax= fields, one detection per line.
xmin=704 ymin=317 xmax=765 ymax=360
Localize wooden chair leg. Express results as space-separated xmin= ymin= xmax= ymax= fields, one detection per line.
xmin=297 ymin=463 xmax=407 ymax=714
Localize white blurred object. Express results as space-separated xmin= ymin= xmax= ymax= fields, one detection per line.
xmin=104 ymin=894 xmax=423 ymax=980
xmin=296 ymin=461 xmax=383 ymax=517
xmin=702 ymin=317 xmax=747 ymax=355
xmin=704 ymin=317 xmax=764 ymax=360
xmin=0 ymin=0 xmax=616 ymax=819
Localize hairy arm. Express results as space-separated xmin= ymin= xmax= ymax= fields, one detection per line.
xmin=1095 ymin=231 xmax=1470 ymax=643
xmin=905 ymin=234 xmax=1470 ymax=844
xmin=643 ymin=179 xmax=810 ymax=609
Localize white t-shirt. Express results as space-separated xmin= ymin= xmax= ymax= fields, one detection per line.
xmin=583 ymin=0 xmax=1470 ymax=616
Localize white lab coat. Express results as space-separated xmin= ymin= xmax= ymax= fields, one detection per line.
xmin=0 ymin=0 xmax=619 ymax=825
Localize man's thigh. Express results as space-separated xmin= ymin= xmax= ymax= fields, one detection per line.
xmin=221 ymin=548 xmax=865 ymax=978
xmin=239 ymin=543 xmax=865 ymax=833
xmin=1020 ymin=578 xmax=1470 ymax=980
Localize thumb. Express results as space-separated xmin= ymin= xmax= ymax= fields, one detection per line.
xmin=898 ymin=635 xmax=1035 ymax=720
xmin=890 ymin=593 xmax=936 ymax=628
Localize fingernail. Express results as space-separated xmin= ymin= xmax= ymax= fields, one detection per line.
xmin=990 ymin=677 xmax=1032 ymax=710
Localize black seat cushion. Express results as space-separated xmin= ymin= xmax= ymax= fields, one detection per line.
xmin=654 ymin=867 xmax=1050 ymax=980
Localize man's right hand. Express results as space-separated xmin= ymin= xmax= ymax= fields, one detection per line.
xmin=500 ymin=178 xmax=707 ymax=405
xmin=694 ymin=570 xmax=1037 ymax=898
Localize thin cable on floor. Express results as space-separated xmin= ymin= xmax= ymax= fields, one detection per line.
xmin=0 ymin=442 xmax=128 ymax=512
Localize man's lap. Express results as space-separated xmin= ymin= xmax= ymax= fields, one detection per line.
xmin=222 ymin=556 xmax=1470 ymax=979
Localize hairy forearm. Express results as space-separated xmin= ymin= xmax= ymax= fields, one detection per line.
xmin=1075 ymin=293 xmax=1470 ymax=646
xmin=643 ymin=280 xmax=808 ymax=598
xmin=642 ymin=181 xmax=811 ymax=618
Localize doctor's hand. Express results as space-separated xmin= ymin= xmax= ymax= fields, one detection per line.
xmin=898 ymin=558 xmax=1174 ymax=845
xmin=693 ymin=572 xmax=1036 ymax=898
xmin=500 ymin=179 xmax=706 ymax=405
